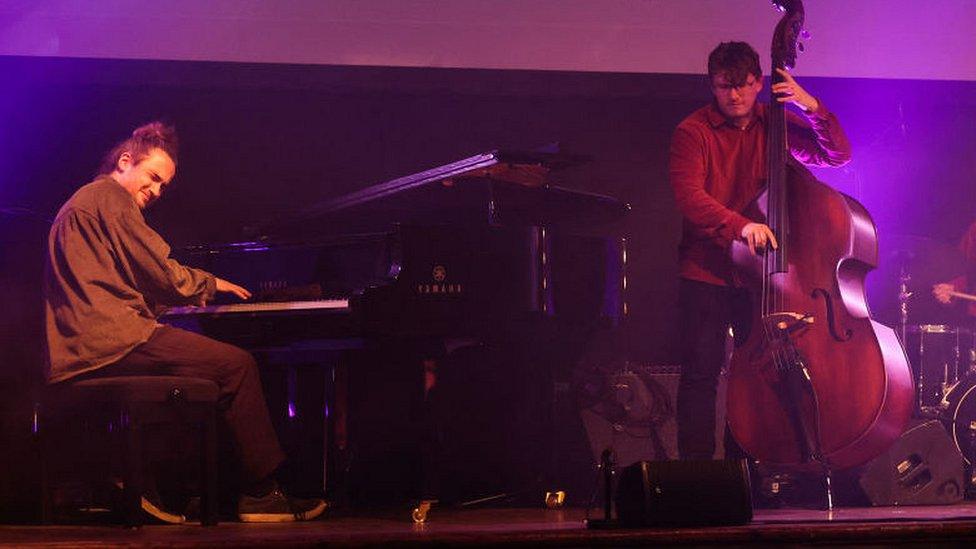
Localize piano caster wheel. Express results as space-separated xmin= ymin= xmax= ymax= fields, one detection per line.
xmin=544 ymin=491 xmax=566 ymax=509
xmin=412 ymin=499 xmax=437 ymax=524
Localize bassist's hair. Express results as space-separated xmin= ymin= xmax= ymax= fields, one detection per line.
xmin=708 ymin=42 xmax=762 ymax=87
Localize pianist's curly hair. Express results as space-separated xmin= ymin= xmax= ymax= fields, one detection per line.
xmin=97 ymin=121 xmax=179 ymax=176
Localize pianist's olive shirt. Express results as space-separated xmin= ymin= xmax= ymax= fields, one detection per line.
xmin=44 ymin=176 xmax=216 ymax=383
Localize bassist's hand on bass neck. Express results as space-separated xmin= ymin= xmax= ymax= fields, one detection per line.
xmin=771 ymin=67 xmax=820 ymax=113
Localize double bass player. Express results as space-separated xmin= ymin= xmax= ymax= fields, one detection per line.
xmin=668 ymin=41 xmax=852 ymax=460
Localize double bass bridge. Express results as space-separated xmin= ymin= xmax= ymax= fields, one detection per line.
xmin=770 ymin=311 xmax=815 ymax=335
xmin=751 ymin=312 xmax=815 ymax=376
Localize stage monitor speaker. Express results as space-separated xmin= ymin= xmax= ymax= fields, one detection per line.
xmin=615 ymin=459 xmax=752 ymax=527
xmin=858 ymin=419 xmax=965 ymax=506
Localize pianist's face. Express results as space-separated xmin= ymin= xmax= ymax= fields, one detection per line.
xmin=114 ymin=148 xmax=176 ymax=210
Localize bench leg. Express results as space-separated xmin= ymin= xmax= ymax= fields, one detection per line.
xmin=200 ymin=407 xmax=219 ymax=526
xmin=122 ymin=411 xmax=144 ymax=528
xmin=36 ymin=412 xmax=53 ymax=524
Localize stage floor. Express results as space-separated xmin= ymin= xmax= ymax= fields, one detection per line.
xmin=3 ymin=503 xmax=976 ymax=547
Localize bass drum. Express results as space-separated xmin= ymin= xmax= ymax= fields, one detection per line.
xmin=943 ymin=372 xmax=976 ymax=465
xmin=905 ymin=324 xmax=973 ymax=410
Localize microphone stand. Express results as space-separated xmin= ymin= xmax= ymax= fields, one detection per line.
xmin=585 ymin=447 xmax=619 ymax=529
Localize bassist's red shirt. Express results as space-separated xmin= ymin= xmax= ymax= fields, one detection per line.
xmin=669 ymin=101 xmax=851 ymax=286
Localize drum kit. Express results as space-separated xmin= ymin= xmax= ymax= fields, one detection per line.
xmin=903 ymin=324 xmax=976 ymax=461
xmin=884 ymin=234 xmax=976 ymax=465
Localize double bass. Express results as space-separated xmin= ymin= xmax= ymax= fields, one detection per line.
xmin=725 ymin=0 xmax=914 ymax=472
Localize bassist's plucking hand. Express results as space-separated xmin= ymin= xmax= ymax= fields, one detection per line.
xmin=740 ymin=222 xmax=779 ymax=255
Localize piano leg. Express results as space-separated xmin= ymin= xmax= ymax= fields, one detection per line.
xmin=254 ymin=342 xmax=362 ymax=500
xmin=330 ymin=355 xmax=349 ymax=502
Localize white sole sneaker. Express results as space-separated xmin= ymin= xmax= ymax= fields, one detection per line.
xmin=239 ymin=512 xmax=296 ymax=523
xmin=295 ymin=499 xmax=328 ymax=521
xmin=238 ymin=499 xmax=328 ymax=523
xmin=112 ymin=480 xmax=186 ymax=524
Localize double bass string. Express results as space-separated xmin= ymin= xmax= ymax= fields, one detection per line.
xmin=761 ymin=229 xmax=789 ymax=376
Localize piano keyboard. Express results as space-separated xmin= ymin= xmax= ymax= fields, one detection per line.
xmin=162 ymin=298 xmax=350 ymax=317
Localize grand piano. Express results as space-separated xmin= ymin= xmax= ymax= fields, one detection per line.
xmin=165 ymin=149 xmax=629 ymax=341
xmin=162 ymin=149 xmax=630 ymax=499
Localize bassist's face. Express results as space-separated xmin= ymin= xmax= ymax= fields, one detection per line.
xmin=711 ymin=72 xmax=762 ymax=128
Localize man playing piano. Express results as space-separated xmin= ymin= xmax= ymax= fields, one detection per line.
xmin=43 ymin=121 xmax=326 ymax=523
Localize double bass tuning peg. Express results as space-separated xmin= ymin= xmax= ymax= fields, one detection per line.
xmin=796 ymin=30 xmax=810 ymax=54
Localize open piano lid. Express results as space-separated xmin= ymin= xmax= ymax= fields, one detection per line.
xmin=251 ymin=148 xmax=630 ymax=240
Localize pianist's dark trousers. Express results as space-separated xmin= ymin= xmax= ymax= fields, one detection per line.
xmin=83 ymin=324 xmax=286 ymax=484
xmin=676 ymin=278 xmax=750 ymax=460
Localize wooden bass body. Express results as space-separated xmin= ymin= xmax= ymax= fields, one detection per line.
xmin=727 ymin=164 xmax=914 ymax=470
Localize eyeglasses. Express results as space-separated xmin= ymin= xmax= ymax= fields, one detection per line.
xmin=712 ymin=78 xmax=759 ymax=93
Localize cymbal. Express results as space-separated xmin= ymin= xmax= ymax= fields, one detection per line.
xmin=868 ymin=233 xmax=967 ymax=326
xmin=879 ymin=234 xmax=962 ymax=281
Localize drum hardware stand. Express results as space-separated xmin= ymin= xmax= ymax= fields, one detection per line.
xmin=896 ymin=264 xmax=936 ymax=415
xmin=968 ymin=421 xmax=976 ymax=499
xmin=943 ymin=361 xmax=953 ymax=407
xmin=917 ymin=333 xmax=927 ymax=413
xmin=897 ymin=260 xmax=913 ymax=345
xmin=956 ymin=331 xmax=963 ymax=385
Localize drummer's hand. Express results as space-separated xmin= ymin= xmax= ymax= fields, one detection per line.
xmin=933 ymin=283 xmax=955 ymax=304
xmin=740 ymin=223 xmax=779 ymax=255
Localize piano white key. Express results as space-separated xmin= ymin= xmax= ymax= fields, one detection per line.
xmin=161 ymin=298 xmax=350 ymax=317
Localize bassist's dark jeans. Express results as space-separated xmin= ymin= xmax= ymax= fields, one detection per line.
xmin=676 ymin=278 xmax=750 ymax=460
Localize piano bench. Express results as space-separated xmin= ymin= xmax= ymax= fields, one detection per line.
xmin=37 ymin=376 xmax=220 ymax=527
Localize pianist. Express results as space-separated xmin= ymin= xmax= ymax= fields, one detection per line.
xmin=43 ymin=121 xmax=326 ymax=523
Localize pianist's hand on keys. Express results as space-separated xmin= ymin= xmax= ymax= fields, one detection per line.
xmin=214 ymin=277 xmax=252 ymax=301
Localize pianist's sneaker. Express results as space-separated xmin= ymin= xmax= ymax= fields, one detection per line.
xmin=238 ymin=487 xmax=327 ymax=523
xmin=112 ymin=480 xmax=185 ymax=525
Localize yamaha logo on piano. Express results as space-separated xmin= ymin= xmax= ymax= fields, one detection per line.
xmin=417 ymin=264 xmax=462 ymax=295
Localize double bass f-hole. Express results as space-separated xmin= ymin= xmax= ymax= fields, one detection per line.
xmin=811 ymin=288 xmax=853 ymax=342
